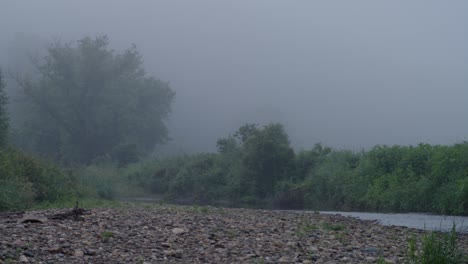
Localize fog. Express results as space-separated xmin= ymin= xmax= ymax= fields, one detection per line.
xmin=1 ymin=0 xmax=467 ymax=153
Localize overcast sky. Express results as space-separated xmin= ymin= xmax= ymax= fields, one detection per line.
xmin=1 ymin=1 xmax=467 ymax=153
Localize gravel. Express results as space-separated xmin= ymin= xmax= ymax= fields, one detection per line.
xmin=1 ymin=204 xmax=467 ymax=263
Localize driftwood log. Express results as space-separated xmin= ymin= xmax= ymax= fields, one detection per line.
xmin=48 ymin=201 xmax=89 ymax=221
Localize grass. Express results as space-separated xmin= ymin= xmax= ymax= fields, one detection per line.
xmin=295 ymin=218 xmax=346 ymax=238
xmin=190 ymin=205 xmax=211 ymax=214
xmin=251 ymin=259 xmax=265 ymax=264
xmin=226 ymin=229 xmax=237 ymax=239
xmin=101 ymin=231 xmax=114 ymax=242
xmin=321 ymin=222 xmax=345 ymax=231
xmin=295 ymin=219 xmax=319 ymax=237
xmin=376 ymin=257 xmax=392 ymax=264
xmin=406 ymin=225 xmax=465 ymax=264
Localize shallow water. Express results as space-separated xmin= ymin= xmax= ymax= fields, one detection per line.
xmin=320 ymin=211 xmax=468 ymax=233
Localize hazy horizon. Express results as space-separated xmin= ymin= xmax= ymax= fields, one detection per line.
xmin=1 ymin=1 xmax=467 ymax=154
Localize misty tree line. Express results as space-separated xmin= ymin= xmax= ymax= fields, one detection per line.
xmin=127 ymin=124 xmax=468 ymax=215
xmin=0 ymin=36 xmax=467 ymax=215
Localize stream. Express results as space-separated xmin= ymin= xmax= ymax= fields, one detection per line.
xmin=320 ymin=211 xmax=468 ymax=233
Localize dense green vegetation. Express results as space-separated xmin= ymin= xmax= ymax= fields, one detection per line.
xmin=0 ymin=148 xmax=75 ymax=211
xmin=406 ymin=225 xmax=465 ymax=263
xmin=0 ymin=35 xmax=467 ymax=217
xmin=121 ymin=124 xmax=468 ymax=215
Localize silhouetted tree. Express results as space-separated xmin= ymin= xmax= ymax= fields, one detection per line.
xmin=15 ymin=36 xmax=175 ymax=164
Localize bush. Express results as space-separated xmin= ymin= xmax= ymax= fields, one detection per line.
xmin=0 ymin=176 xmax=35 ymax=211
xmin=406 ymin=225 xmax=465 ymax=264
xmin=0 ymin=148 xmax=74 ymax=211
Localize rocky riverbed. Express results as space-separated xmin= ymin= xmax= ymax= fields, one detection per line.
xmin=1 ymin=204 xmax=467 ymax=263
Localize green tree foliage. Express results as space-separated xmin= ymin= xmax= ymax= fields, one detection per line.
xmin=216 ymin=136 xmax=237 ymax=153
xmin=127 ymin=125 xmax=468 ymax=215
xmin=15 ymin=36 xmax=175 ymax=164
xmin=240 ymin=123 xmax=295 ymax=198
xmin=0 ymin=70 xmax=8 ymax=148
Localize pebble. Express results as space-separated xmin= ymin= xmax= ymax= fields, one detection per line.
xmin=171 ymin=228 xmax=185 ymax=235
xmin=74 ymin=249 xmax=84 ymax=257
xmin=0 ymin=206 xmax=466 ymax=263
xmin=278 ymin=256 xmax=292 ymax=262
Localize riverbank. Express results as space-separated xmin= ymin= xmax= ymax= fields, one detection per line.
xmin=1 ymin=203 xmax=467 ymax=263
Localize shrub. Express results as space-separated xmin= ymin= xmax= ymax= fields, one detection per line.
xmin=406 ymin=225 xmax=465 ymax=264
xmin=0 ymin=148 xmax=74 ymax=211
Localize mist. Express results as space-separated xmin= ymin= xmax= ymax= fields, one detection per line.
xmin=1 ymin=0 xmax=467 ymax=154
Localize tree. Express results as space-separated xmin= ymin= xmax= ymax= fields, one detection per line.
xmin=216 ymin=136 xmax=237 ymax=153
xmin=240 ymin=123 xmax=295 ymax=198
xmin=234 ymin=123 xmax=258 ymax=143
xmin=0 ymin=69 xmax=8 ymax=148
xmin=15 ymin=36 xmax=175 ymax=164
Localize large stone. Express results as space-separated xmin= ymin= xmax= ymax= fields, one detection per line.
xmin=362 ymin=247 xmax=380 ymax=254
xmin=47 ymin=246 xmax=62 ymax=254
xmin=85 ymin=249 xmax=97 ymax=256
xmin=74 ymin=249 xmax=84 ymax=257
xmin=12 ymin=239 xmax=24 ymax=248
xmin=161 ymin=242 xmax=171 ymax=248
xmin=171 ymin=228 xmax=185 ymax=235
xmin=278 ymin=256 xmax=292 ymax=263
xmin=19 ymin=255 xmax=29 ymax=263
xmin=163 ymin=249 xmax=182 ymax=258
